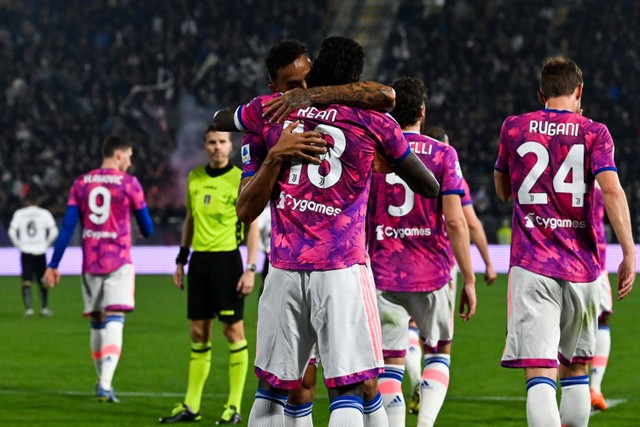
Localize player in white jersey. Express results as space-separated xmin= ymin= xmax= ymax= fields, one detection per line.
xmin=8 ymin=193 xmax=58 ymax=317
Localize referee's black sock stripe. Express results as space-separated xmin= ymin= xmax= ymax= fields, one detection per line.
xmin=229 ymin=346 xmax=248 ymax=354
xmin=191 ymin=347 xmax=212 ymax=353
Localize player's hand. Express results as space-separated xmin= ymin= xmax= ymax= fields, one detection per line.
xmin=373 ymin=151 xmax=393 ymax=174
xmin=269 ymin=120 xmax=327 ymax=164
xmin=44 ymin=268 xmax=60 ymax=288
xmin=173 ymin=264 xmax=185 ymax=290
xmin=616 ymin=254 xmax=636 ymax=300
xmin=236 ymin=271 xmax=255 ymax=297
xmin=484 ymin=265 xmax=497 ymax=285
xmin=458 ymin=282 xmax=477 ymax=321
xmin=263 ymin=89 xmax=311 ymax=123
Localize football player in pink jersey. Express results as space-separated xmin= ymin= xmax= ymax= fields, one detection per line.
xmin=494 ymin=56 xmax=635 ymax=427
xmin=222 ymin=37 xmax=439 ymax=427
xmin=45 ymin=136 xmax=154 ymax=403
xmin=403 ymin=126 xmax=496 ymax=418
xmin=366 ymin=77 xmax=476 ymax=427
xmin=215 ymin=38 xmax=401 ymax=426
xmin=424 ymin=125 xmax=497 ymax=287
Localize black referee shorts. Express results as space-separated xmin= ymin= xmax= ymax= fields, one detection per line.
xmin=187 ymin=250 xmax=244 ymax=323
xmin=21 ymin=253 xmax=46 ymax=284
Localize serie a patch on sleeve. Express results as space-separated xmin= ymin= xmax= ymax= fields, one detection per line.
xmin=241 ymin=145 xmax=251 ymax=165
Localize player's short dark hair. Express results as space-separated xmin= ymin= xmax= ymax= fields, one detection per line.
xmin=539 ymin=55 xmax=583 ymax=99
xmin=423 ymin=125 xmax=447 ymax=143
xmin=390 ymin=77 xmax=427 ymax=129
xmin=24 ymin=191 xmax=39 ymax=204
xmin=102 ymin=136 xmax=131 ymax=158
xmin=265 ymin=39 xmax=308 ymax=83
xmin=203 ymin=123 xmax=217 ymax=142
xmin=307 ymin=36 xmax=364 ymax=87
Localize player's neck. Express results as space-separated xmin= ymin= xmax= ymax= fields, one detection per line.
xmin=100 ymin=159 xmax=120 ymax=170
xmin=209 ymin=159 xmax=229 ymax=169
xmin=402 ymin=123 xmax=421 ymax=133
xmin=544 ymin=97 xmax=578 ymax=113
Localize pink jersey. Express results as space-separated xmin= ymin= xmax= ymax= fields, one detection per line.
xmin=460 ymin=178 xmax=473 ymax=206
xmin=495 ymin=109 xmax=616 ymax=282
xmin=68 ymin=168 xmax=147 ymax=274
xmin=367 ymin=132 xmax=465 ymax=292
xmin=593 ymin=185 xmax=606 ymax=271
xmin=237 ymin=93 xmax=411 ymax=271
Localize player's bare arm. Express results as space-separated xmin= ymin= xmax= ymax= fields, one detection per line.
xmin=236 ymin=121 xmax=326 ymax=223
xmin=444 ymin=195 xmax=477 ymax=321
xmin=212 ymin=107 xmax=239 ymax=132
xmin=263 ymin=81 xmax=396 ymax=123
xmin=236 ymin=218 xmax=259 ymax=297
xmin=596 ymin=170 xmax=636 ymax=300
xmin=494 ymin=170 xmax=513 ymax=201
xmin=174 ymin=208 xmax=195 ymax=291
xmin=463 ymin=204 xmax=497 ymax=285
xmin=392 ymin=151 xmax=440 ymax=198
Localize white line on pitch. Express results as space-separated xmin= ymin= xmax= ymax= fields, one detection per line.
xmin=0 ymin=388 xmax=628 ymax=415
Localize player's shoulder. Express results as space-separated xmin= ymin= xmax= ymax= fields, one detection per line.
xmin=10 ymin=207 xmax=26 ymax=219
xmin=503 ymin=111 xmax=533 ymax=126
xmin=221 ymin=165 xmax=243 ymax=182
xmin=187 ymin=165 xmax=207 ymax=181
xmin=230 ymin=164 xmax=243 ymax=175
xmin=351 ymin=108 xmax=403 ymax=135
xmin=580 ymin=116 xmax=610 ymax=135
xmin=412 ymin=133 xmax=452 ymax=152
xmin=244 ymin=93 xmax=279 ymax=109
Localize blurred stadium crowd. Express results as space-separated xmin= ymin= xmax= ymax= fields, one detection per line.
xmin=1 ymin=0 xmax=638 ymax=244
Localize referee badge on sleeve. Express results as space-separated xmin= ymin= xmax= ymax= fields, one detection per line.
xmin=241 ymin=145 xmax=251 ymax=165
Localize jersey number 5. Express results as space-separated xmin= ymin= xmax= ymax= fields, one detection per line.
xmin=386 ymin=174 xmax=415 ymax=217
xmin=517 ymin=142 xmax=586 ymax=207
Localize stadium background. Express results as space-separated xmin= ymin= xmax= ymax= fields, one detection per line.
xmin=1 ymin=0 xmax=639 ymax=248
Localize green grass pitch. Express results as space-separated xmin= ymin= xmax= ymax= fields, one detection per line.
xmin=1 ymin=274 xmax=639 ymax=426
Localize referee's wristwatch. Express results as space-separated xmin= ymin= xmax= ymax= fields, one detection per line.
xmin=246 ymin=263 xmax=257 ymax=272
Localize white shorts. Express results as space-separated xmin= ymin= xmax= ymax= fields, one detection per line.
xmin=81 ymin=264 xmax=135 ymax=315
xmin=254 ymin=264 xmax=383 ymax=390
xmin=501 ymin=266 xmax=599 ymax=369
xmin=597 ymin=271 xmax=613 ymax=318
xmin=378 ymin=284 xmax=454 ymax=357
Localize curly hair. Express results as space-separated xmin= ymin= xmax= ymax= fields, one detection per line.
xmin=390 ymin=77 xmax=427 ymax=129
xmin=265 ymin=39 xmax=308 ymax=83
xmin=539 ymin=55 xmax=583 ymax=99
xmin=307 ymin=36 xmax=364 ymax=87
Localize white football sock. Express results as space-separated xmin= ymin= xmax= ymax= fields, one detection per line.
xmin=417 ymin=354 xmax=450 ymax=427
xmin=560 ymin=375 xmax=590 ymax=427
xmin=249 ymin=389 xmax=287 ymax=427
xmin=405 ymin=327 xmax=422 ymax=389
xmin=284 ymin=402 xmax=313 ymax=427
xmin=329 ymin=396 xmax=364 ymax=427
xmin=99 ymin=315 xmax=124 ymax=390
xmin=590 ymin=326 xmax=610 ymax=393
xmin=526 ymin=377 xmax=561 ymax=427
